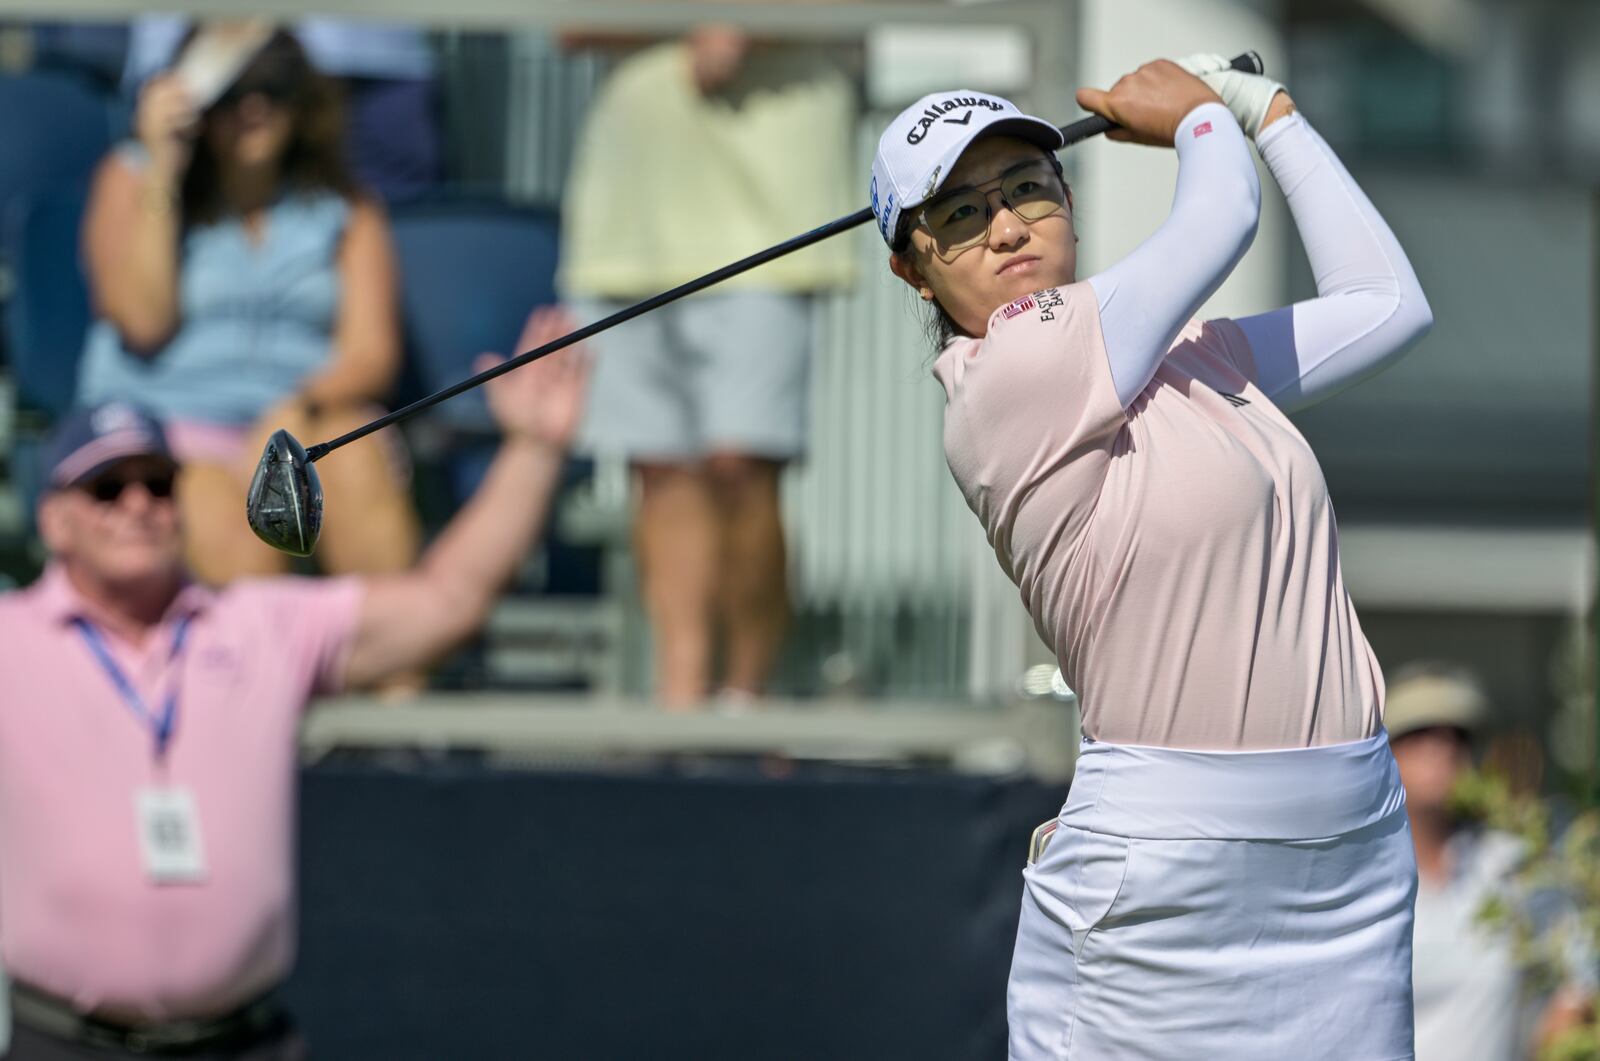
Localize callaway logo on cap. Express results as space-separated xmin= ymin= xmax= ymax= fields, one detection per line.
xmin=870 ymin=90 xmax=1065 ymax=247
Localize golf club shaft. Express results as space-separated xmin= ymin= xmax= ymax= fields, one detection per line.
xmin=306 ymin=50 xmax=1264 ymax=463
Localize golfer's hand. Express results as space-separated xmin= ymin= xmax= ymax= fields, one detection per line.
xmin=1075 ymin=60 xmax=1224 ymax=147
xmin=479 ymin=306 xmax=590 ymax=450
xmin=1175 ymin=52 xmax=1289 ymax=139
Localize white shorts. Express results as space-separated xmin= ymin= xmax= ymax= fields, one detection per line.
xmin=1010 ymin=732 xmax=1418 ymax=1060
xmin=570 ymin=291 xmax=812 ymax=463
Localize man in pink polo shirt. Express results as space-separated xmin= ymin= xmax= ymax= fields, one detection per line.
xmin=0 ymin=312 xmax=587 ymax=1059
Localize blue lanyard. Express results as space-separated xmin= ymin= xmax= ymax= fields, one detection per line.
xmin=73 ymin=615 xmax=193 ymax=758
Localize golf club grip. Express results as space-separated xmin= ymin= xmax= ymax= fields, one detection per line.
xmin=1057 ymin=50 xmax=1264 ymax=145
xmin=305 ymin=49 xmax=1264 ymax=462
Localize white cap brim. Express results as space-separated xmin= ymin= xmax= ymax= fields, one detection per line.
xmin=905 ymin=115 xmax=1066 ymax=214
xmin=872 ymin=94 xmax=1067 ymax=246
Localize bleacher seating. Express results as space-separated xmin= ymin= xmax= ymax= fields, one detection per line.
xmin=388 ymin=192 xmax=599 ymax=568
xmin=388 ymin=195 xmax=619 ymax=690
xmin=389 ymin=197 xmax=560 ymax=435
xmin=0 ymin=70 xmax=117 ymax=394
xmin=0 ymin=71 xmax=117 ymax=550
xmin=0 ymin=180 xmax=95 ymax=532
xmin=3 ymin=182 xmax=93 ymax=421
xmin=0 ymin=71 xmax=116 ymax=227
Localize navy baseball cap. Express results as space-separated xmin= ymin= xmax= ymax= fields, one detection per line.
xmin=41 ymin=402 xmax=176 ymax=489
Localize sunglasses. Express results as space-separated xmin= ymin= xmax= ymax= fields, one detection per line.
xmin=79 ymin=470 xmax=177 ymax=504
xmin=213 ymin=74 xmax=302 ymax=111
xmin=912 ymin=157 xmax=1069 ymax=262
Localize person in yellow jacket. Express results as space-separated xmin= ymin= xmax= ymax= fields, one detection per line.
xmin=560 ymin=27 xmax=855 ymax=707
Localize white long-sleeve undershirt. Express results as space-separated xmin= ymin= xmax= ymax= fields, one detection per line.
xmin=1233 ymin=112 xmax=1432 ymax=410
xmin=1087 ymin=107 xmax=1431 ymax=412
xmin=1087 ymin=102 xmax=1261 ymax=407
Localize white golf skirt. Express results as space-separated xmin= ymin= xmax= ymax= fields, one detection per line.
xmin=1009 ymin=732 xmax=1418 ymax=1060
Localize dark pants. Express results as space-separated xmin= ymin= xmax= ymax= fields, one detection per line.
xmin=5 ymin=1006 xmax=302 ymax=1060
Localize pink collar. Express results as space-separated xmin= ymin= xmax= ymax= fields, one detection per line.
xmin=31 ymin=562 xmax=214 ymax=630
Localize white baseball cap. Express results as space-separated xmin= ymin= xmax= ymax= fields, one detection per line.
xmin=870 ymin=90 xmax=1065 ymax=248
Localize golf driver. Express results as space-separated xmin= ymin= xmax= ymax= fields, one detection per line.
xmin=247 ymin=51 xmax=1265 ymax=556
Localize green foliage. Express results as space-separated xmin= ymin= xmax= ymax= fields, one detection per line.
xmin=1450 ymin=770 xmax=1600 ymax=1058
xmin=1541 ymin=1024 xmax=1600 ymax=1061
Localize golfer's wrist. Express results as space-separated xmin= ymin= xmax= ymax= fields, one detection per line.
xmin=1259 ymin=91 xmax=1296 ymax=134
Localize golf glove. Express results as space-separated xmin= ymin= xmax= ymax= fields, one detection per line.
xmin=1175 ymin=52 xmax=1285 ymax=140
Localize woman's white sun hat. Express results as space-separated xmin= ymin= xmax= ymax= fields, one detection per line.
xmin=871 ymin=90 xmax=1065 ymax=247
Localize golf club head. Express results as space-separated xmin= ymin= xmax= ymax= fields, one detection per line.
xmin=246 ymin=429 xmax=323 ymax=557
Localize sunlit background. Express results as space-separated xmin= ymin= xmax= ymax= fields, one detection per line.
xmin=0 ymin=0 xmax=1592 ymax=1056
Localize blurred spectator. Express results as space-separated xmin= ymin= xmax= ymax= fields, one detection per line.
xmin=77 ymin=27 xmax=420 ymax=593
xmin=1388 ymin=661 xmax=1596 ymax=1059
xmin=124 ymin=17 xmax=440 ymax=203
xmin=1481 ymin=727 xmax=1546 ymax=798
xmin=0 ymin=310 xmax=585 ymax=1058
xmin=559 ymin=27 xmax=854 ymax=708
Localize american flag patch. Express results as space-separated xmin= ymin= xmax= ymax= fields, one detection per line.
xmin=1193 ymin=120 xmax=1213 ymax=137
xmin=1001 ymin=295 xmax=1035 ymax=319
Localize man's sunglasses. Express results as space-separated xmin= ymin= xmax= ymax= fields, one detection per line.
xmin=79 ymin=470 xmax=177 ymax=504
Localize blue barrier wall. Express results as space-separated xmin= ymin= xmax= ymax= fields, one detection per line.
xmin=286 ymin=758 xmax=1068 ymax=1060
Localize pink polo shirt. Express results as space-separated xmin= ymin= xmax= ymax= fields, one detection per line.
xmin=934 ymin=283 xmax=1384 ymax=750
xmin=0 ymin=565 xmax=363 ymax=1020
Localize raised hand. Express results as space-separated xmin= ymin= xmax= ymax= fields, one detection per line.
xmin=478 ymin=306 xmax=591 ymax=450
xmin=1074 ymin=60 xmax=1225 ymax=147
xmin=134 ymin=73 xmax=198 ymax=180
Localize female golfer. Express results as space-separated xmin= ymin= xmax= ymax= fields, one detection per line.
xmin=876 ymin=60 xmax=1431 ymax=1058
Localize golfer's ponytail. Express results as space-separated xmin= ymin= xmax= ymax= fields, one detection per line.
xmin=924 ymin=297 xmax=963 ymax=352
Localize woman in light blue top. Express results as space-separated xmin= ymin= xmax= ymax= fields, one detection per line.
xmin=80 ymin=28 xmax=419 ymax=588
